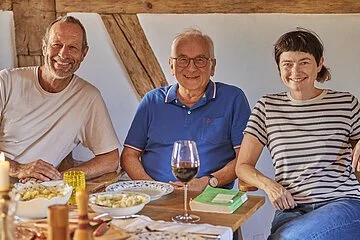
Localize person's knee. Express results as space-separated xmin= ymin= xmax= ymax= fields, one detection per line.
xmin=269 ymin=218 xmax=360 ymax=240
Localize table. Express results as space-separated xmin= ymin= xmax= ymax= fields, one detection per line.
xmin=14 ymin=172 xmax=264 ymax=240
xmin=140 ymin=189 xmax=265 ymax=239
xmin=86 ymin=171 xmax=124 ymax=193
xmin=87 ymin=172 xmax=265 ymax=240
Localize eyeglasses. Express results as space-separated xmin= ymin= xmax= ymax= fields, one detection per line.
xmin=170 ymin=56 xmax=213 ymax=68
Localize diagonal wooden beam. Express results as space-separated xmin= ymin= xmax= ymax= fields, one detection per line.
xmin=113 ymin=14 xmax=167 ymax=88
xmin=56 ymin=0 xmax=360 ymax=14
xmin=101 ymin=14 xmax=157 ymax=98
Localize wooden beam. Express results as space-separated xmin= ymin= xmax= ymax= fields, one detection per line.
xmin=0 ymin=0 xmax=12 ymax=10
xmin=114 ymin=14 xmax=167 ymax=88
xmin=12 ymin=0 xmax=56 ymax=65
xmin=101 ymin=14 xmax=155 ymax=98
xmin=18 ymin=55 xmax=43 ymax=67
xmin=56 ymin=0 xmax=360 ymax=14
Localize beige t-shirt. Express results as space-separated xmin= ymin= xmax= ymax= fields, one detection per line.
xmin=0 ymin=67 xmax=120 ymax=167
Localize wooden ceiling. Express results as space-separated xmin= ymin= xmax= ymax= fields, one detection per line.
xmin=1 ymin=0 xmax=360 ymax=98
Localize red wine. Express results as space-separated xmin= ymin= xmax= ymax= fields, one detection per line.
xmin=172 ymin=166 xmax=198 ymax=183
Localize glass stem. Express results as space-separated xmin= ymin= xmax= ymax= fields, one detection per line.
xmin=184 ymin=182 xmax=189 ymax=217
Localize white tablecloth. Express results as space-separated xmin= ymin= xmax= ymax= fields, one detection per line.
xmin=112 ymin=215 xmax=233 ymax=240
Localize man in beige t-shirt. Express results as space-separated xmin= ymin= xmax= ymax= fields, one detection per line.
xmin=0 ymin=16 xmax=120 ymax=182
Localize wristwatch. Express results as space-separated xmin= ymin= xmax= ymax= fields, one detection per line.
xmin=208 ymin=174 xmax=219 ymax=187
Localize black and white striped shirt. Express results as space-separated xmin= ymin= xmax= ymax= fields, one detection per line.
xmin=245 ymin=89 xmax=360 ymax=204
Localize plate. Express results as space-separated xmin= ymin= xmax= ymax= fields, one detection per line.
xmin=105 ymin=181 xmax=174 ymax=201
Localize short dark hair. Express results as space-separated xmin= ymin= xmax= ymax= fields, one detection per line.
xmin=274 ymin=28 xmax=331 ymax=82
xmin=42 ymin=15 xmax=88 ymax=51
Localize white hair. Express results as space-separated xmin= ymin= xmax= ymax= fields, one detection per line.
xmin=171 ymin=28 xmax=215 ymax=58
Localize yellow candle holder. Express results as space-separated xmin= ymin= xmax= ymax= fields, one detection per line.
xmin=63 ymin=171 xmax=86 ymax=205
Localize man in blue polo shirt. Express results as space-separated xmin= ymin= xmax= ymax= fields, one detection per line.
xmin=121 ymin=28 xmax=250 ymax=190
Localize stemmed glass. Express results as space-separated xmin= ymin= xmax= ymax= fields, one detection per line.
xmin=171 ymin=140 xmax=200 ymax=223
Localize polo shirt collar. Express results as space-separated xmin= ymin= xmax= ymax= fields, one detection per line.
xmin=164 ymin=80 xmax=216 ymax=104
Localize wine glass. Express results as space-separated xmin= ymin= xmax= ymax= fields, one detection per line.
xmin=171 ymin=140 xmax=200 ymax=223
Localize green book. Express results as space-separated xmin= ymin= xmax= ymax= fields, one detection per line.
xmin=189 ymin=186 xmax=248 ymax=214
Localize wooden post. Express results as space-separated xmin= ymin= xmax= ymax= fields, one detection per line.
xmin=12 ymin=0 xmax=56 ymax=67
xmin=0 ymin=0 xmax=12 ymax=10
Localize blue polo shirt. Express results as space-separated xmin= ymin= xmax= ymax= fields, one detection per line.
xmin=124 ymin=80 xmax=250 ymax=188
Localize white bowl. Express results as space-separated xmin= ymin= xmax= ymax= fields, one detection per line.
xmin=13 ymin=180 xmax=73 ymax=219
xmin=89 ymin=191 xmax=150 ymax=216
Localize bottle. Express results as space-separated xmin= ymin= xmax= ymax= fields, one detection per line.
xmin=73 ymin=189 xmax=93 ymax=240
xmin=0 ymin=191 xmax=17 ymax=240
xmin=47 ymin=204 xmax=70 ymax=240
xmin=0 ymin=152 xmax=15 ymax=240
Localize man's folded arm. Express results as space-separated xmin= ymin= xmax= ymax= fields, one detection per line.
xmin=120 ymin=146 xmax=152 ymax=180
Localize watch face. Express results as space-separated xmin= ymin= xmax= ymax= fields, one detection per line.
xmin=209 ymin=176 xmax=218 ymax=187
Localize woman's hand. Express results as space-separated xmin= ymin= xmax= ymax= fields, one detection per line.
xmin=352 ymin=140 xmax=360 ymax=172
xmin=264 ymin=179 xmax=297 ymax=210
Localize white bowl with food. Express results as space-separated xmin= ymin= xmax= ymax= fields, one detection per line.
xmin=89 ymin=191 xmax=150 ymax=216
xmin=13 ymin=180 xmax=73 ymax=219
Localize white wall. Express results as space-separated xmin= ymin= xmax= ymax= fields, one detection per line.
xmin=0 ymin=11 xmax=16 ymax=69
xmin=1 ymin=12 xmax=360 ymax=240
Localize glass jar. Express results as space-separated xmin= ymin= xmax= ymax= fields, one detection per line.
xmin=63 ymin=170 xmax=86 ymax=205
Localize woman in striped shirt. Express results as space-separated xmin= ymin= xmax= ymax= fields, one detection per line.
xmin=236 ymin=29 xmax=360 ymax=240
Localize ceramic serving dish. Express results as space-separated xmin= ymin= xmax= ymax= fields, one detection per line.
xmin=13 ymin=180 xmax=73 ymax=219
xmin=89 ymin=191 xmax=150 ymax=216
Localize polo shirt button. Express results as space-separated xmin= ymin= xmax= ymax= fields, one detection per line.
xmin=182 ymin=105 xmax=186 ymax=108
xmin=175 ymin=100 xmax=178 ymax=103
xmin=187 ymin=111 xmax=191 ymax=114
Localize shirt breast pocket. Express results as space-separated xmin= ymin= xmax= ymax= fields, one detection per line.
xmin=201 ymin=116 xmax=230 ymax=145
